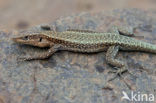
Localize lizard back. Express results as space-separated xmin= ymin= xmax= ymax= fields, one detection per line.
xmin=40 ymin=31 xmax=156 ymax=53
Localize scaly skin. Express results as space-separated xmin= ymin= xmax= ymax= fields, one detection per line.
xmin=12 ymin=26 xmax=156 ymax=81
xmin=13 ymin=30 xmax=156 ymax=53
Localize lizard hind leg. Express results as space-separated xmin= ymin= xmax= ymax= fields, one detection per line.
xmin=105 ymin=45 xmax=129 ymax=81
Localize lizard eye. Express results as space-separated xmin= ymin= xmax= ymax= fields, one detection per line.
xmin=23 ymin=36 xmax=28 ymax=40
xmin=39 ymin=37 xmax=42 ymax=42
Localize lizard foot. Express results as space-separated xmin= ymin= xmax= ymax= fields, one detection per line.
xmin=108 ymin=67 xmax=137 ymax=81
xmin=108 ymin=67 xmax=128 ymax=81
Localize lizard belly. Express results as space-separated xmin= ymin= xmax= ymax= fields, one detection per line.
xmin=62 ymin=43 xmax=108 ymax=53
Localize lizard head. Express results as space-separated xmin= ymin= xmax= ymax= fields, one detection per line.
xmin=12 ymin=33 xmax=51 ymax=47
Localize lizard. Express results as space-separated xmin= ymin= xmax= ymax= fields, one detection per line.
xmin=12 ymin=26 xmax=156 ymax=80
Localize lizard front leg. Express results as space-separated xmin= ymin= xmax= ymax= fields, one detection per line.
xmin=18 ymin=44 xmax=61 ymax=61
xmin=106 ymin=45 xmax=128 ymax=81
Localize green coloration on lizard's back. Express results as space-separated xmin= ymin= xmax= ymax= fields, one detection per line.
xmin=40 ymin=31 xmax=156 ymax=53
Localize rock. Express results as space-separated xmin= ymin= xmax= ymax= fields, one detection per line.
xmin=0 ymin=9 xmax=156 ymax=103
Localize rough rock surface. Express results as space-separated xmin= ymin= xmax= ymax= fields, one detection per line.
xmin=0 ymin=9 xmax=156 ymax=103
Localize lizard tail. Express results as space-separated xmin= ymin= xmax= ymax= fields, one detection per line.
xmin=143 ymin=43 xmax=156 ymax=54
xmin=131 ymin=40 xmax=156 ymax=54
xmin=120 ymin=37 xmax=156 ymax=54
xmin=145 ymin=43 xmax=156 ymax=54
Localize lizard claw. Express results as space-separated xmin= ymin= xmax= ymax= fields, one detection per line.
xmin=108 ymin=67 xmax=128 ymax=81
xmin=108 ymin=67 xmax=119 ymax=73
xmin=17 ymin=56 xmax=32 ymax=61
xmin=108 ymin=67 xmax=137 ymax=81
xmin=17 ymin=57 xmax=25 ymax=62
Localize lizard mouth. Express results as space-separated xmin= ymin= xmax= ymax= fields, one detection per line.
xmin=12 ymin=37 xmax=50 ymax=47
xmin=12 ymin=37 xmax=32 ymax=45
xmin=12 ymin=37 xmax=24 ymax=43
xmin=12 ymin=37 xmax=20 ymax=42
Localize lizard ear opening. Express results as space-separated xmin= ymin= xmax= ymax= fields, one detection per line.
xmin=39 ymin=37 xmax=42 ymax=42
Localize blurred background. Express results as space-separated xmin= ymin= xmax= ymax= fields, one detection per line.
xmin=0 ymin=0 xmax=156 ymax=31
